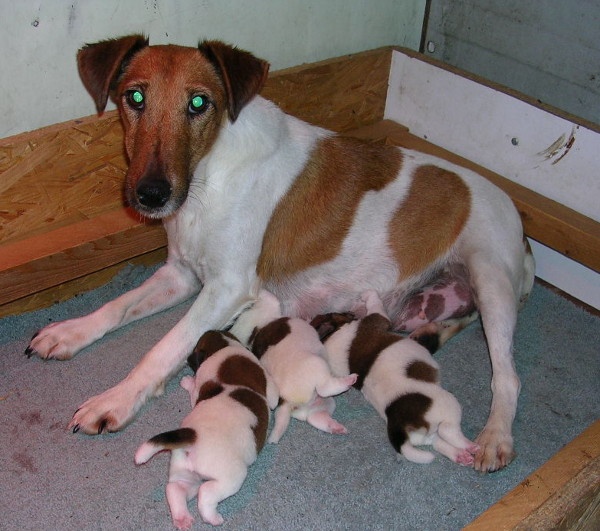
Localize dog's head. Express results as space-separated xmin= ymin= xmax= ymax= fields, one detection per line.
xmin=77 ymin=35 xmax=269 ymax=218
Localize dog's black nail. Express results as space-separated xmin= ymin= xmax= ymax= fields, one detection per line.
xmin=24 ymin=347 xmax=33 ymax=358
xmin=72 ymin=424 xmax=80 ymax=433
xmin=31 ymin=331 xmax=39 ymax=340
xmin=98 ymin=419 xmax=107 ymax=434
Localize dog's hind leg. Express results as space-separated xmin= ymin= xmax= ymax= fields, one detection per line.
xmin=468 ymin=256 xmax=522 ymax=472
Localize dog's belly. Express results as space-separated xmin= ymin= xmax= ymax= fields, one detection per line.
xmin=266 ymin=262 xmax=475 ymax=332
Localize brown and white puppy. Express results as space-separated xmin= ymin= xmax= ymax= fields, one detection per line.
xmin=26 ymin=36 xmax=535 ymax=471
xmin=231 ymin=289 xmax=356 ymax=443
xmin=134 ymin=330 xmax=278 ymax=528
xmin=311 ymin=291 xmax=479 ymax=465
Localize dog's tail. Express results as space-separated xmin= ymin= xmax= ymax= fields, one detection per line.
xmin=134 ymin=427 xmax=197 ymax=464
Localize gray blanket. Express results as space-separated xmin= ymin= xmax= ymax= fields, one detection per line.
xmin=1 ymin=264 xmax=598 ymax=530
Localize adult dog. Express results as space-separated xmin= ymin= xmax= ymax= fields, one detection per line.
xmin=26 ymin=35 xmax=534 ymax=471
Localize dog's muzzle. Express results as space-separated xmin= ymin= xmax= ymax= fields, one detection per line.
xmin=135 ymin=177 xmax=172 ymax=210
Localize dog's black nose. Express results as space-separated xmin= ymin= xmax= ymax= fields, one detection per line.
xmin=136 ymin=178 xmax=172 ymax=209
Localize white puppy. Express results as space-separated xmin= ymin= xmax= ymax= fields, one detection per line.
xmin=135 ymin=330 xmax=278 ymax=528
xmin=311 ymin=291 xmax=478 ymax=465
xmin=231 ymin=290 xmax=357 ymax=443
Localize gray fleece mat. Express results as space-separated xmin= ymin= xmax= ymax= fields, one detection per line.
xmin=1 ymin=264 xmax=598 ymax=531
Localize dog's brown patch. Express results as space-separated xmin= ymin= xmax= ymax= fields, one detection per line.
xmin=389 ymin=165 xmax=471 ymax=280
xmin=406 ymin=361 xmax=439 ymax=383
xmin=349 ymin=313 xmax=403 ymax=389
xmin=257 ymin=136 xmax=403 ymax=280
xmin=250 ymin=317 xmax=291 ymax=359
xmin=229 ymin=388 xmax=269 ymax=452
xmin=218 ymin=355 xmax=266 ymax=395
xmin=196 ymin=380 xmax=225 ymax=404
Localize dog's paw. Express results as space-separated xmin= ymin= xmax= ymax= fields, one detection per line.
xmin=68 ymin=383 xmax=142 ymax=435
xmin=25 ymin=318 xmax=100 ymax=360
xmin=474 ymin=428 xmax=515 ymax=472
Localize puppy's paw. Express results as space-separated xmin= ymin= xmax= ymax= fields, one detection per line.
xmin=68 ymin=383 xmax=143 ymax=435
xmin=327 ymin=419 xmax=348 ymax=435
xmin=474 ymin=428 xmax=515 ymax=472
xmin=454 ymin=449 xmax=475 ymax=466
xmin=25 ymin=317 xmax=101 ymax=360
xmin=173 ymin=514 xmax=195 ymax=530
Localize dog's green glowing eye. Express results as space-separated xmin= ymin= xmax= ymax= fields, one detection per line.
xmin=126 ymin=89 xmax=145 ymax=109
xmin=189 ymin=95 xmax=207 ymax=115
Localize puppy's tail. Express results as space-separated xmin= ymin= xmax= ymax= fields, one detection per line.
xmin=134 ymin=427 xmax=197 ymax=465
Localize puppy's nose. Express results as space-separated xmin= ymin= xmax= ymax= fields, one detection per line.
xmin=136 ymin=178 xmax=172 ymax=209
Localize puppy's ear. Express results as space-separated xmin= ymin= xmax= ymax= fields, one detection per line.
xmin=310 ymin=313 xmax=356 ymax=342
xmin=77 ymin=34 xmax=148 ymax=114
xmin=188 ymin=330 xmax=231 ymax=371
xmin=199 ymin=40 xmax=269 ymax=121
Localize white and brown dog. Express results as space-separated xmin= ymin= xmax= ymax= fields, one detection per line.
xmin=231 ymin=289 xmax=356 ymax=443
xmin=311 ymin=291 xmax=478 ymax=465
xmin=26 ymin=35 xmax=535 ymax=471
xmin=134 ymin=330 xmax=278 ymax=528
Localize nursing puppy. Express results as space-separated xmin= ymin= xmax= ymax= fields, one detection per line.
xmin=27 ymin=36 xmax=535 ymax=471
xmin=231 ymin=290 xmax=357 ymax=443
xmin=135 ymin=330 xmax=278 ymax=528
xmin=311 ymin=291 xmax=478 ymax=465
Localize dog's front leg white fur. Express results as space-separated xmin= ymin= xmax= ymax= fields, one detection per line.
xmin=26 ymin=262 xmax=200 ymax=360
xmin=68 ymin=277 xmax=256 ymax=434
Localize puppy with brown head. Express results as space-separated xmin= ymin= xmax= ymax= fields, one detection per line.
xmin=135 ymin=330 xmax=278 ymax=528
xmin=311 ymin=290 xmax=478 ymax=465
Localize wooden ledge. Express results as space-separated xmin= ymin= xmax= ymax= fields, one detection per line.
xmin=465 ymin=420 xmax=600 ymax=531
xmin=0 ymin=209 xmax=165 ymax=307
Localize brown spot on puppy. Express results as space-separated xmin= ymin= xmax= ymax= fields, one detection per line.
xmin=349 ymin=313 xmax=403 ymax=389
xmin=196 ymin=380 xmax=224 ymax=404
xmin=250 ymin=317 xmax=291 ymax=359
xmin=218 ymin=355 xmax=266 ymax=395
xmin=310 ymin=312 xmax=356 ymax=342
xmin=406 ymin=361 xmax=439 ymax=383
xmin=389 ymin=165 xmax=471 ymax=280
xmin=229 ymin=388 xmax=269 ymax=452
xmin=385 ymin=393 xmax=432 ymax=453
xmin=257 ymin=136 xmax=403 ymax=280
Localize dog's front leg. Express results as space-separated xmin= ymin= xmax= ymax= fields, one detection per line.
xmin=26 ymin=262 xmax=200 ymax=360
xmin=68 ymin=278 xmax=256 ymax=434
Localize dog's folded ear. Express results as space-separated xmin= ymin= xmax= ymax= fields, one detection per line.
xmin=199 ymin=40 xmax=269 ymax=122
xmin=77 ymin=34 xmax=149 ymax=114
